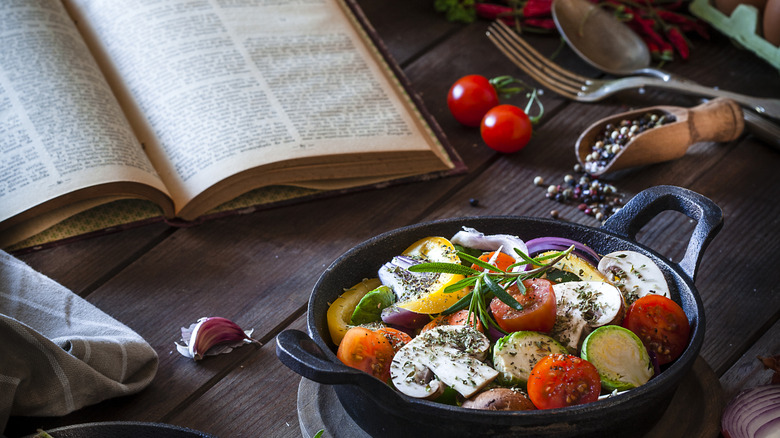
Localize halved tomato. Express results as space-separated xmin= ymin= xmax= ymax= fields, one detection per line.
xmin=527 ymin=353 xmax=601 ymax=409
xmin=472 ymin=251 xmax=516 ymax=273
xmin=421 ymin=309 xmax=484 ymax=333
xmin=623 ymin=294 xmax=690 ymax=365
xmin=337 ymin=326 xmax=409 ymax=382
xmin=489 ymin=278 xmax=557 ymax=333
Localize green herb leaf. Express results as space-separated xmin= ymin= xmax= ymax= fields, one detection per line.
xmin=484 ymin=275 xmax=523 ymax=311
xmin=442 ymin=290 xmax=475 ymax=314
xmin=442 ymin=276 xmax=479 ymax=294
xmin=408 ymin=261 xmax=479 ymax=276
xmin=457 ymin=251 xmax=508 ymax=273
xmin=404 ymin=245 xmax=573 ymax=332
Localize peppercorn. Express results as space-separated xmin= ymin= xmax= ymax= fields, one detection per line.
xmin=582 ymin=111 xmax=676 ymax=174
xmin=532 ymin=169 xmax=625 ymax=223
xmin=469 ymin=198 xmax=479 ymax=207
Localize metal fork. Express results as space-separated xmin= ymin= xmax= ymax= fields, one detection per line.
xmin=486 ymin=21 xmax=780 ymax=121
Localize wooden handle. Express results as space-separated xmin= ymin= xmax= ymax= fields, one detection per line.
xmin=688 ymin=98 xmax=745 ymax=143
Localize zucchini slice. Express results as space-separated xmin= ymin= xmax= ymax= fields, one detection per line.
xmin=581 ymin=325 xmax=653 ymax=391
xmin=492 ymin=331 xmax=568 ymax=386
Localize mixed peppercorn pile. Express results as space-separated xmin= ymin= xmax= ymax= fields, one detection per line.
xmin=582 ymin=111 xmax=676 ymax=174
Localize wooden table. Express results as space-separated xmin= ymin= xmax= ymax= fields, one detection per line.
xmin=4 ymin=1 xmax=779 ymax=436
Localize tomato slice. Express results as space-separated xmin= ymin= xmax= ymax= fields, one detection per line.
xmin=375 ymin=326 xmax=412 ymax=352
xmin=489 ymin=278 xmax=557 ymax=333
xmin=622 ymin=294 xmax=690 ymax=365
xmin=420 ymin=309 xmax=484 ymax=333
xmin=336 ymin=326 xmax=400 ymax=382
xmin=527 ymin=353 xmax=601 ymax=409
xmin=472 ymin=251 xmax=516 ymax=273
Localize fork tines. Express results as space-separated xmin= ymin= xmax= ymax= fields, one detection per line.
xmin=486 ymin=21 xmax=590 ymax=100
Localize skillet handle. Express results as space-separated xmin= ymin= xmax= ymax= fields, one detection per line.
xmin=601 ymin=185 xmax=722 ymax=281
xmin=276 ymin=329 xmax=394 ymax=393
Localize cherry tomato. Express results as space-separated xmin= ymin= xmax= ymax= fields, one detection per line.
xmin=337 ymin=326 xmax=398 ymax=381
xmin=421 ymin=309 xmax=484 ymax=333
xmin=480 ymin=104 xmax=533 ymax=153
xmin=471 ymin=251 xmax=516 ymax=273
xmin=447 ymin=75 xmax=500 ymax=127
xmin=489 ymin=278 xmax=557 ymax=333
xmin=623 ymin=294 xmax=690 ymax=365
xmin=527 ymin=353 xmax=602 ymax=409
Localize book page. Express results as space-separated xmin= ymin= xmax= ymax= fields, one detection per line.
xmin=0 ymin=0 xmax=172 ymax=238
xmin=65 ymin=0 xmax=454 ymax=218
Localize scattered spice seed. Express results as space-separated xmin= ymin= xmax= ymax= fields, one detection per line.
xmin=533 ymin=165 xmax=625 ymax=223
xmin=469 ymin=198 xmax=480 ymax=207
xmin=582 ymin=111 xmax=676 ymax=175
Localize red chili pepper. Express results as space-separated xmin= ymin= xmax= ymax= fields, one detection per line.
xmin=522 ymin=0 xmax=553 ymax=18
xmin=627 ymin=19 xmax=674 ymax=61
xmin=645 ymin=40 xmax=661 ymax=59
xmin=475 ymin=3 xmax=517 ymax=25
xmin=656 ymin=10 xmax=710 ymax=39
xmin=665 ymin=25 xmax=689 ymax=60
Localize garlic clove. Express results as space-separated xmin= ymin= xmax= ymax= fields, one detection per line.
xmin=175 ymin=317 xmax=257 ymax=360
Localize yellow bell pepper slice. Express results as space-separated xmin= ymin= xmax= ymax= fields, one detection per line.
xmin=395 ymin=237 xmax=468 ymax=314
xmin=537 ymin=251 xmax=609 ymax=282
xmin=327 ymin=277 xmax=382 ymax=346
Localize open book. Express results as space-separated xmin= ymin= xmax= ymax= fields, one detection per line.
xmin=0 ymin=0 xmax=463 ymax=250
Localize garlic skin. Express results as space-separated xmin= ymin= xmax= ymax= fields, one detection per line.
xmin=175 ymin=317 xmax=256 ymax=360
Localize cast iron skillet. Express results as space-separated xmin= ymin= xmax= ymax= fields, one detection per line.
xmin=276 ymin=185 xmax=722 ymax=438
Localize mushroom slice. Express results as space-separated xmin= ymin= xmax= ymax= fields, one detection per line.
xmin=462 ymin=387 xmax=536 ymax=411
xmin=551 ymin=281 xmax=626 ymax=353
xmin=598 ymin=250 xmax=670 ymax=306
xmin=390 ymin=359 xmax=444 ymax=400
xmin=390 ymin=325 xmax=498 ymax=399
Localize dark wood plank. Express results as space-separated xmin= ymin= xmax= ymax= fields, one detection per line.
xmin=166 ymin=316 xmax=307 ymax=437
xmin=356 ymin=0 xmax=461 ymax=65
xmin=684 ymin=134 xmax=780 ymax=376
xmin=5 ymin=1 xmax=780 ymax=437
xmin=14 ymin=222 xmax=173 ymax=295
xmin=719 ymin=320 xmax=780 ymax=401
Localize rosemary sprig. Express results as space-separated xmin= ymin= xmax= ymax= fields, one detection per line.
xmin=407 ymin=245 xmax=574 ymax=336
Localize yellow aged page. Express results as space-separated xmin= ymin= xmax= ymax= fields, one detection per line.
xmin=65 ymin=0 xmax=452 ymax=220
xmin=0 ymin=0 xmax=172 ymax=247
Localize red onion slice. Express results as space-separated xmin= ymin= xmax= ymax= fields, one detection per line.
xmin=722 ymin=384 xmax=780 ymax=438
xmin=525 ymin=237 xmax=601 ymax=266
xmin=381 ymin=305 xmax=431 ymax=329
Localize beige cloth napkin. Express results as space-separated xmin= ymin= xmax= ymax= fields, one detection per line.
xmin=0 ymin=251 xmax=158 ymax=431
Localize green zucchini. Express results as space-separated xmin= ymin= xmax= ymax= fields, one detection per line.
xmin=581 ymin=325 xmax=653 ymax=391
xmin=492 ymin=331 xmax=568 ymax=386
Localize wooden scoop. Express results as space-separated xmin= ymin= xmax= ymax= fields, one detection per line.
xmin=576 ymin=98 xmax=745 ymax=177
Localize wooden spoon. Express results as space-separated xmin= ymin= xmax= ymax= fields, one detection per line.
xmin=576 ymin=98 xmax=745 ymax=177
